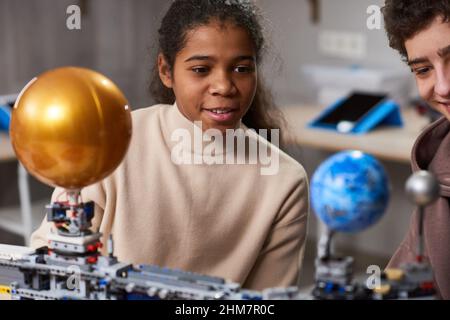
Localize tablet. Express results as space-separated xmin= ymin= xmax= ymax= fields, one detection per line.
xmin=308 ymin=92 xmax=402 ymax=134
xmin=318 ymin=93 xmax=387 ymax=125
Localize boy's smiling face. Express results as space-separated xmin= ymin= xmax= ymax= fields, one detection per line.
xmin=158 ymin=20 xmax=257 ymax=133
xmin=405 ymin=16 xmax=450 ymax=120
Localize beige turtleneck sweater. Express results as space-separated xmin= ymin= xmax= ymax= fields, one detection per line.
xmin=30 ymin=103 xmax=309 ymax=291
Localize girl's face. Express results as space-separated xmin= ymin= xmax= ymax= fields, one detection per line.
xmin=159 ymin=20 xmax=258 ymax=132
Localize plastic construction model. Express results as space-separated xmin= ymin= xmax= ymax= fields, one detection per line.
xmin=311 ymin=169 xmax=438 ymax=300
xmin=312 ymin=230 xmax=372 ymax=300
xmin=0 ymin=170 xmax=439 ymax=300
xmin=372 ymin=171 xmax=439 ymax=300
xmin=0 ymin=197 xmax=264 ymax=300
xmin=0 ymin=190 xmax=306 ymax=300
xmin=0 ymin=172 xmax=439 ymax=300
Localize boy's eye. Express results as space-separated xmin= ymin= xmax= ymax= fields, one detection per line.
xmin=412 ymin=66 xmax=432 ymax=76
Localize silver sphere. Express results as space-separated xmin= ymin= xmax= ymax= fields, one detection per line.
xmin=405 ymin=171 xmax=440 ymax=206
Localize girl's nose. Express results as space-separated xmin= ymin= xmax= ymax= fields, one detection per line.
xmin=209 ymin=71 xmax=237 ymax=97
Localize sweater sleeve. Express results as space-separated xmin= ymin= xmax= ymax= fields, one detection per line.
xmin=243 ymin=174 xmax=309 ymax=290
xmin=29 ymin=183 xmax=106 ymax=249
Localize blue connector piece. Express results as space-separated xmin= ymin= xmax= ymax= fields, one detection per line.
xmin=0 ymin=104 xmax=11 ymax=132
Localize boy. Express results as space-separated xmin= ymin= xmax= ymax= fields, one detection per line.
xmin=382 ymin=0 xmax=450 ymax=299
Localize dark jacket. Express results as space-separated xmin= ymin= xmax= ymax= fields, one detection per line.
xmin=387 ymin=117 xmax=450 ymax=299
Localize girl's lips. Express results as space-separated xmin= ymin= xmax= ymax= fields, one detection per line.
xmin=202 ymin=108 xmax=238 ymax=123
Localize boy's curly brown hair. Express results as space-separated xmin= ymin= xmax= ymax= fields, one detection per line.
xmin=382 ymin=0 xmax=450 ymax=60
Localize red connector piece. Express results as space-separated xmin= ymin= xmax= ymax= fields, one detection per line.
xmin=87 ymin=256 xmax=98 ymax=264
xmin=420 ymin=281 xmax=434 ymax=291
xmin=87 ymin=242 xmax=103 ymax=253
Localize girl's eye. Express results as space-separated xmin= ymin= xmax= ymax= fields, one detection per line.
xmin=192 ymin=67 xmax=209 ymax=74
xmin=234 ymin=66 xmax=254 ymax=73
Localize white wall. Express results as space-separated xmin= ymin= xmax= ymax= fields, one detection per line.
xmin=257 ymin=0 xmax=413 ymax=105
xmin=0 ymin=0 xmax=164 ymax=108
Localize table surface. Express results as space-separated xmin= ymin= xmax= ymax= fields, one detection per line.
xmin=281 ymin=105 xmax=430 ymax=163
xmin=0 ymin=105 xmax=432 ymax=164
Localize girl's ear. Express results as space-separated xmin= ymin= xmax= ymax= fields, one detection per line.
xmin=158 ymin=53 xmax=173 ymax=88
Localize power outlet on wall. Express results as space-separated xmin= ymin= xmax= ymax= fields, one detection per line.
xmin=318 ymin=30 xmax=367 ymax=60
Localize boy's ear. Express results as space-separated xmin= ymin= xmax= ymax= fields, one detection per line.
xmin=158 ymin=53 xmax=173 ymax=88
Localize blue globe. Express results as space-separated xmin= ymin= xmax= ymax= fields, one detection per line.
xmin=311 ymin=150 xmax=390 ymax=233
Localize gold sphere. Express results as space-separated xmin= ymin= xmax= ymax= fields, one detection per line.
xmin=10 ymin=67 xmax=132 ymax=190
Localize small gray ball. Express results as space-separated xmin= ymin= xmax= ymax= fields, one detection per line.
xmin=405 ymin=171 xmax=440 ymax=206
